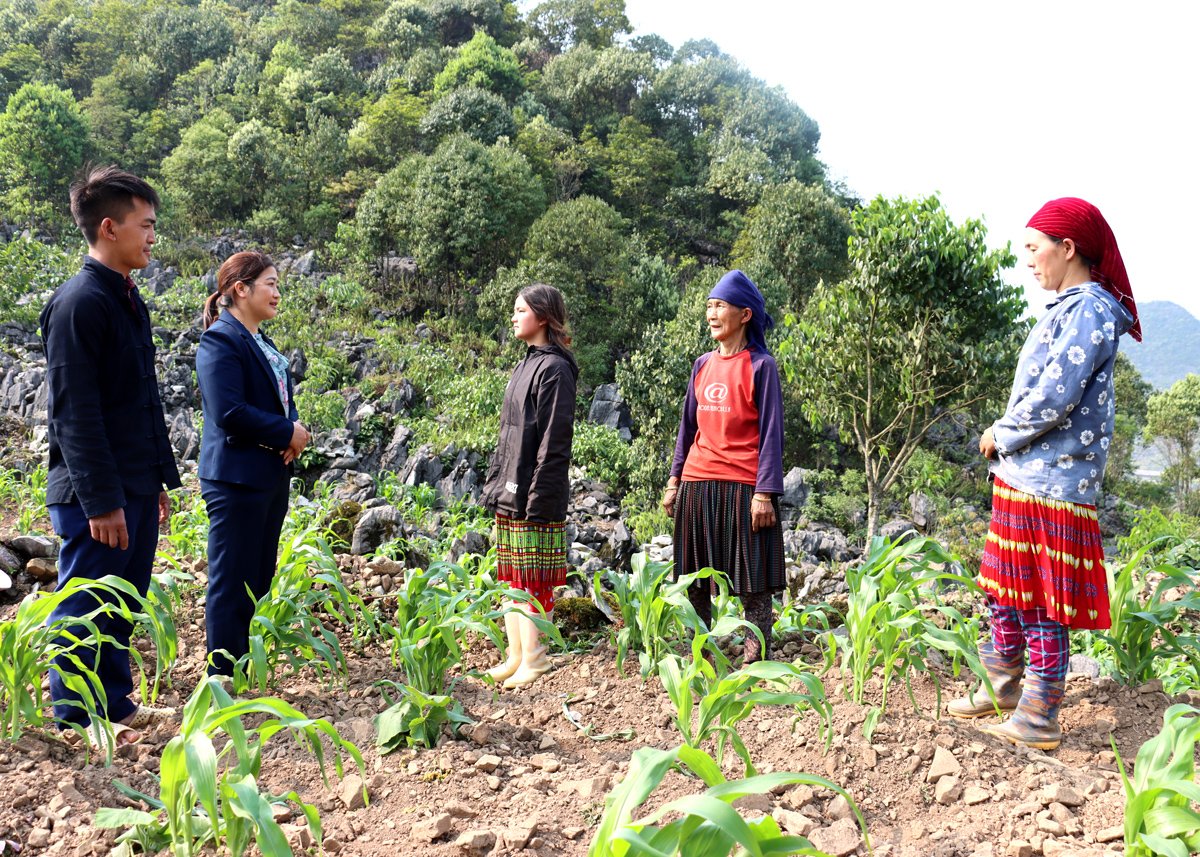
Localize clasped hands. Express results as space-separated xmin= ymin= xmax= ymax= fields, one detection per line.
xmin=282 ymin=420 xmax=312 ymax=465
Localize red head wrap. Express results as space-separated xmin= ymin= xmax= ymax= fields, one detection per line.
xmin=1026 ymin=197 xmax=1141 ymax=341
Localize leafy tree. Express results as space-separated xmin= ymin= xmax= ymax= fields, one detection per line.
xmin=483 ymin=195 xmax=672 ymax=385
xmin=730 ymin=181 xmax=851 ymax=312
xmin=1145 ymin=374 xmax=1200 ymax=511
xmin=0 ymin=82 xmax=89 ymax=231
xmin=514 ymin=113 xmax=587 ymax=202
xmin=349 ymin=87 xmax=427 ymax=166
xmin=1108 ymin=352 xmax=1153 ymax=486
xmin=0 ymin=43 xmax=43 ymax=99
xmin=138 ymin=3 xmax=234 ymax=89
xmin=432 ymin=30 xmax=524 ymax=101
xmin=426 ymin=0 xmax=517 ymax=47
xmin=526 ymin=0 xmax=631 ymax=51
xmin=419 ymin=85 xmax=515 ymax=144
xmin=778 ymin=195 xmax=1024 ymax=537
xmin=160 ymin=108 xmax=241 ymax=228
xmin=536 ymin=44 xmax=652 ymax=136
xmin=369 ymin=0 xmax=437 ymax=59
xmin=366 ymin=134 xmax=544 ymax=302
xmin=593 ymin=115 xmax=678 ymax=227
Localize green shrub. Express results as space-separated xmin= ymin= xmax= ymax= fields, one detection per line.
xmin=0 ymin=236 xmax=76 ymax=325
xmin=296 ymin=389 xmax=346 ymax=433
xmin=801 ymin=468 xmax=867 ymax=534
xmin=573 ymin=422 xmax=634 ymax=493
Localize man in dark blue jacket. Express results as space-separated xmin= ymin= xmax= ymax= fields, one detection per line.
xmin=40 ymin=166 xmax=181 ymax=745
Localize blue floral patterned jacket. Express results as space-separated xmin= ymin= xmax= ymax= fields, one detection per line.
xmin=989 ymin=283 xmax=1135 ymax=505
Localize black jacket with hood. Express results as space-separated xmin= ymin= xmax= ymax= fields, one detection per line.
xmin=481 ymin=343 xmax=578 ymax=522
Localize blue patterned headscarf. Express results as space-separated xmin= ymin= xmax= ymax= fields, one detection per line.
xmin=708 ymin=270 xmax=774 ymax=354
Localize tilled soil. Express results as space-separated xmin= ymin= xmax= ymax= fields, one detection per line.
xmin=1 ymin=560 xmax=1193 ymax=857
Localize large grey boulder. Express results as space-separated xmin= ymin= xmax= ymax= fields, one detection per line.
xmin=587 ymin=383 xmax=633 ymax=441
xmin=351 ymin=505 xmax=406 ymax=555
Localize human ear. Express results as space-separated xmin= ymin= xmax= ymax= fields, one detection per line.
xmin=1060 ymin=238 xmax=1077 ymax=261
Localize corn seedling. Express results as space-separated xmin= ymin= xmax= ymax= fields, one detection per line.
xmin=598 ymin=555 xmax=722 ymax=678
xmin=95 ymin=677 xmax=364 ymax=857
xmin=834 ymin=534 xmax=985 ymax=739
xmin=658 ymin=626 xmax=831 ymax=776
xmin=234 ymin=529 xmax=378 ymax=692
xmin=588 ymin=744 xmax=869 ymax=857
xmin=0 ymin=578 xmax=120 ymax=741
xmin=375 ymin=561 xmax=557 ymax=749
xmin=1099 ymin=547 xmax=1200 ymax=686
xmin=1112 ymin=704 xmax=1200 ymax=857
xmin=163 ymin=489 xmax=209 ymax=560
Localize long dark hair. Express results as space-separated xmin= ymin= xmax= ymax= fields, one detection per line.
xmin=518 ymin=283 xmax=572 ymax=351
xmin=203 ymin=251 xmax=275 ymax=329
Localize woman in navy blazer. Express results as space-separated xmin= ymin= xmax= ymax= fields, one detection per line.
xmin=196 ymin=251 xmax=310 ymax=676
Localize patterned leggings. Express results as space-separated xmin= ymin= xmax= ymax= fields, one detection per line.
xmin=989 ymin=598 xmax=1070 ymax=681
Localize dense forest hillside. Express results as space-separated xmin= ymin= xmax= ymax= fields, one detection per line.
xmin=0 ymin=0 xmax=1189 ymax=532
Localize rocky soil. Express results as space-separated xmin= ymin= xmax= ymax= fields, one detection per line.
xmin=3 ymin=525 xmax=1192 ymax=857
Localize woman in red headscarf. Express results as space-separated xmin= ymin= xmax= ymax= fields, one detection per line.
xmin=949 ymin=198 xmax=1139 ymax=750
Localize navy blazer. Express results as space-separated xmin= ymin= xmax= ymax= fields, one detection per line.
xmin=196 ymin=312 xmax=299 ymax=488
xmin=40 ymin=257 xmax=181 ymax=517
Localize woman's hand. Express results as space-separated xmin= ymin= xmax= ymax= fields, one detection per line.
xmin=661 ymin=480 xmax=679 ymax=517
xmin=751 ymin=494 xmax=775 ymax=533
xmin=282 ymin=421 xmax=311 ymax=465
xmin=979 ymin=426 xmax=997 ymax=460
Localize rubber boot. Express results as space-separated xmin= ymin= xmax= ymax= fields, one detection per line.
xmin=980 ymin=674 xmax=1065 ymax=750
xmin=503 ymin=610 xmax=552 ymax=689
xmin=484 ymin=607 xmax=522 ymax=682
xmin=948 ymin=644 xmax=1024 ymax=719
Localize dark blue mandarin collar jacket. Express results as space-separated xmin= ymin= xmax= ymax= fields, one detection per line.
xmin=195 ymin=312 xmax=298 ymax=488
xmin=40 ymin=257 xmax=182 ymax=518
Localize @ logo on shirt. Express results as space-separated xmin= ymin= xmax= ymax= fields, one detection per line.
xmin=704 ymin=382 xmax=729 ymax=404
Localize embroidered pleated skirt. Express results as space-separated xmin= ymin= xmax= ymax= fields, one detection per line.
xmin=978 ymin=477 xmax=1110 ymax=629
xmin=673 ymin=479 xmax=785 ymax=595
xmin=494 ymin=514 xmax=569 ymax=611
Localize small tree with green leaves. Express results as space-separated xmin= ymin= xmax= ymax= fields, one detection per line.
xmin=778 ymin=195 xmax=1024 ymax=536
xmin=1145 ymin=373 xmax=1200 ymax=512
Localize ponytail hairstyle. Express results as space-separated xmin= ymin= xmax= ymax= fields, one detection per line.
xmin=518 ymin=283 xmax=572 ymax=351
xmin=203 ymin=250 xmax=276 ymax=329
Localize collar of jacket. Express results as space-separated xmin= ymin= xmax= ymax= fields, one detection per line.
xmin=525 ymin=342 xmax=580 ymax=379
xmin=215 ymin=311 xmax=286 ymax=414
xmin=83 ymin=256 xmax=137 ymax=299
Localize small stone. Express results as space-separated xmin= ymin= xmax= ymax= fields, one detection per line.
xmin=1006 ymin=842 xmax=1033 ymax=857
xmin=1085 ymin=777 xmax=1109 ymax=796
xmin=537 ymin=734 xmax=558 ymax=751
xmin=562 ymin=827 xmax=585 ymax=840
xmin=486 ymin=776 xmax=501 ymax=791
xmin=25 ymin=557 xmax=58 ymax=582
xmin=28 ymin=829 xmax=51 ymax=848
xmin=474 ymin=754 xmax=502 ymax=773
xmin=926 ymin=746 xmax=962 ymax=782
xmin=971 ymin=844 xmax=995 ymax=857
xmin=1138 ymin=679 xmax=1163 ymax=694
xmin=501 ymin=825 xmax=536 ymax=849
xmin=1042 ymin=783 xmax=1084 ymax=807
xmin=338 ymin=774 xmax=367 ymax=810
xmin=772 ymin=808 xmax=816 ymax=836
xmin=445 ymin=800 xmax=477 ymax=818
xmin=963 ymin=786 xmax=990 ymax=805
xmin=454 ymin=829 xmax=496 ymax=855
xmin=470 ymin=724 xmax=492 ymax=745
xmin=733 ymin=793 xmax=771 ymax=813
xmin=560 ymin=776 xmax=609 ymax=798
xmin=529 ymin=753 xmax=560 ymax=772
xmin=826 ymin=794 xmax=852 ymax=820
xmin=1095 ymin=826 xmax=1123 ymax=843
xmin=280 ymin=822 xmax=314 ymax=850
xmin=271 ymin=803 xmax=292 ymax=822
xmin=323 ymin=838 xmax=342 ymax=854
xmin=1036 ymin=812 xmax=1066 ymax=836
xmin=807 ymin=817 xmax=862 ymax=857
xmin=1010 ymin=801 xmax=1041 ymax=817
xmin=935 ymin=776 xmax=962 ymax=805
xmin=412 ymin=813 xmax=453 ymax=842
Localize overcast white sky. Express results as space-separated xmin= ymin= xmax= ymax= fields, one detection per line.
xmin=623 ymin=0 xmax=1200 ymax=326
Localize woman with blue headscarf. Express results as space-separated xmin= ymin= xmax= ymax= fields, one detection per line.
xmin=662 ymin=270 xmax=785 ymax=661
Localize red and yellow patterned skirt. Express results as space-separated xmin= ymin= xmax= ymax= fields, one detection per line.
xmin=494 ymin=515 xmax=568 ymax=612
xmin=978 ymin=477 xmax=1110 ymax=629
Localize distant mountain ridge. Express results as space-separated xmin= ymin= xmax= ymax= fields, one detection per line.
xmin=1123 ymin=301 xmax=1200 ymax=389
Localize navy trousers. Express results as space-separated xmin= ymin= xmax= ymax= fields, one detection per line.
xmin=201 ymin=475 xmax=290 ymax=676
xmin=47 ymin=493 xmax=158 ymax=727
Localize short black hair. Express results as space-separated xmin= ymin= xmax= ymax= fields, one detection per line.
xmin=69 ymin=165 xmax=160 ymax=245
